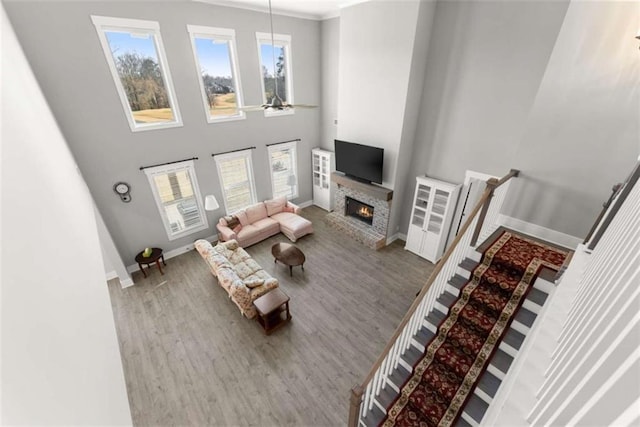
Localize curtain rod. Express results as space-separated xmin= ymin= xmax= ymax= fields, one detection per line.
xmin=211 ymin=146 xmax=256 ymax=157
xmin=139 ymin=157 xmax=198 ymax=171
xmin=265 ymin=138 xmax=301 ymax=147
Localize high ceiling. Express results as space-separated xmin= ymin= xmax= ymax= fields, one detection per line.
xmin=195 ymin=0 xmax=367 ymax=20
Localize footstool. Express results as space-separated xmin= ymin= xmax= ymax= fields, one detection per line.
xmin=278 ymin=214 xmax=313 ymax=242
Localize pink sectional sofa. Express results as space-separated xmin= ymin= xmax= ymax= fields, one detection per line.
xmin=217 ymin=196 xmax=313 ymax=247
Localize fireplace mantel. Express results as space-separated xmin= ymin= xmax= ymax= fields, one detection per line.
xmin=331 ymin=173 xmax=393 ymax=201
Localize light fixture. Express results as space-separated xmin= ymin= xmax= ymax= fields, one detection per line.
xmin=240 ymin=0 xmax=317 ymax=112
xmin=205 ymin=195 xmax=220 ymax=211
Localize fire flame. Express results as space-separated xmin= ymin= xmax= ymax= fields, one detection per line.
xmin=358 ymin=206 xmax=373 ymax=218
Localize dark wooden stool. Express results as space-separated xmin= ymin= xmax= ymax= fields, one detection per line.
xmin=253 ymin=288 xmax=291 ymax=335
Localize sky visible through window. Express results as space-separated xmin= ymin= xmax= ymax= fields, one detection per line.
xmin=194 ymin=38 xmax=232 ymax=77
xmin=106 ymin=31 xmax=158 ymax=61
xmin=260 ymin=44 xmax=284 ymax=76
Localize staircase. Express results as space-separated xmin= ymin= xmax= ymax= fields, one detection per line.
xmin=358 ymin=240 xmax=557 ymax=427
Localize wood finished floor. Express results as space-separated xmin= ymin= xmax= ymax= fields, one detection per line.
xmin=108 ymin=206 xmax=434 ymax=426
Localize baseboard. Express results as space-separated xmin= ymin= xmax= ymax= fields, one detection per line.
xmin=386 ymin=232 xmax=407 ymax=246
xmin=105 ymin=270 xmax=118 ymax=281
xmin=120 ymin=277 xmax=135 ymax=288
xmin=497 ymin=215 xmax=582 ymax=249
xmin=126 ymin=233 xmax=218 ymax=274
xmin=298 ymin=199 xmax=313 ymax=208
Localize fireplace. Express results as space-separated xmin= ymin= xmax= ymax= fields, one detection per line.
xmin=345 ymin=196 xmax=375 ymax=225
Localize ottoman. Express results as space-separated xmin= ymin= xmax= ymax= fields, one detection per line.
xmin=272 ymin=212 xmax=314 ymax=242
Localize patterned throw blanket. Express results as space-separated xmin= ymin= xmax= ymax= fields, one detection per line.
xmin=382 ymin=231 xmax=568 ymax=427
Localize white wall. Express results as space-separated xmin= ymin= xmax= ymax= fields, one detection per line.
xmin=402 ymin=0 xmax=639 ymax=239
xmin=1 ymin=5 xmax=132 ymax=424
xmin=337 ymin=0 xmax=422 ymax=190
xmin=320 ymin=17 xmax=340 ymax=151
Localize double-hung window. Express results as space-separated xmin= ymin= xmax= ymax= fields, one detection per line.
xmin=214 ymin=150 xmax=257 ymax=214
xmin=187 ymin=25 xmax=245 ymax=123
xmin=92 ymin=16 xmax=182 ymax=132
xmin=268 ymin=141 xmax=298 ymax=199
xmin=144 ymin=160 xmax=208 ymax=240
xmin=256 ymin=32 xmax=294 ymax=116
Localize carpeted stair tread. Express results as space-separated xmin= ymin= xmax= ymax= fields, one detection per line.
xmin=377 ymin=385 xmax=399 ymax=410
xmin=414 ymin=325 xmax=436 ymax=348
xmin=465 ymin=393 xmax=489 ymax=423
xmin=527 ymin=287 xmax=549 ymax=306
xmin=426 ymin=308 xmax=447 ymax=328
xmin=503 ymin=328 xmax=526 ymax=351
xmin=388 ymin=364 xmax=412 ymax=389
xmin=437 ymin=291 xmax=457 ymax=309
xmin=514 ymin=306 xmax=537 ymax=328
xmin=402 ymin=345 xmax=424 ymax=368
xmin=477 ymin=369 xmax=501 ymax=398
xmin=490 ymin=348 xmax=514 ymax=374
xmin=361 ymin=403 xmax=385 ymax=427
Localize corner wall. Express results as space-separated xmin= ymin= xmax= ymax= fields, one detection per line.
xmin=1 ymin=5 xmax=132 ymax=424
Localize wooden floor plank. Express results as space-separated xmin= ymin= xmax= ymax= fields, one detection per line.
xmin=108 ymin=206 xmax=434 ymax=426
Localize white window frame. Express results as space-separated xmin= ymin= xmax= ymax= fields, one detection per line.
xmin=144 ymin=160 xmax=208 ymax=240
xmin=91 ymin=15 xmax=183 ymax=132
xmin=214 ymin=149 xmax=258 ymax=214
xmin=267 ymin=141 xmax=298 ymax=199
xmin=187 ymin=25 xmax=245 ymax=124
xmin=256 ymin=32 xmax=294 ymax=117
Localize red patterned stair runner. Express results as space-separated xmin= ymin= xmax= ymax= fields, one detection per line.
xmin=381 ymin=231 xmax=568 ymax=427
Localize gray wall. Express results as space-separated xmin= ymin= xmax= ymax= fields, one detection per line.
xmin=4 ymin=1 xmax=321 ymax=262
xmin=401 ymin=0 xmax=639 ymax=238
xmin=320 ymin=17 xmax=339 ymax=151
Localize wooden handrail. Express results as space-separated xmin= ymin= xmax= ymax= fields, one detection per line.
xmin=470 ymin=169 xmax=520 ymax=246
xmin=350 ymin=169 xmax=520 ymax=425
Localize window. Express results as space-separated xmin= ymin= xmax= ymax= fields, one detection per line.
xmin=256 ymin=32 xmax=293 ymax=116
xmin=268 ymin=141 xmax=298 ymax=199
xmin=187 ymin=25 xmax=245 ymax=123
xmin=92 ymin=16 xmax=182 ymax=132
xmin=144 ymin=160 xmax=208 ymax=240
xmin=214 ymin=150 xmax=257 ymax=214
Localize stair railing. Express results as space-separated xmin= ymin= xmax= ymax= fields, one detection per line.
xmin=348 ymin=169 xmax=520 ymax=427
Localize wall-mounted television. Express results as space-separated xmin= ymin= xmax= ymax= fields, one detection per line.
xmin=334 ymin=139 xmax=384 ymax=184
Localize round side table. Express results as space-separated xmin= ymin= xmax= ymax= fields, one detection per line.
xmin=135 ymin=248 xmax=166 ymax=278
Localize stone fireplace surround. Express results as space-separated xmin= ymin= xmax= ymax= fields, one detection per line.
xmin=325 ymin=173 xmax=393 ymax=250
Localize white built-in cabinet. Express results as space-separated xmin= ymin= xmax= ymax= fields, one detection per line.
xmin=312 ymin=148 xmax=335 ymax=211
xmin=405 ymin=176 xmax=461 ymax=263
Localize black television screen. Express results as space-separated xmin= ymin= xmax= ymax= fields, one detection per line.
xmin=334 ymin=140 xmax=384 ymax=184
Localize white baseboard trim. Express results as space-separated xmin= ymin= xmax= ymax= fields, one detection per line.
xmin=105 ymin=270 xmax=118 ymax=281
xmin=120 ymin=278 xmax=135 ymax=288
xmin=298 ymin=199 xmax=313 ymax=208
xmin=126 ymin=234 xmax=218 ymax=274
xmin=386 ymin=232 xmax=407 ymax=246
xmin=497 ymin=214 xmax=582 ymax=249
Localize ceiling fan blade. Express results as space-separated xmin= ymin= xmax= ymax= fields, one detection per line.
xmin=291 ymin=104 xmax=318 ymax=109
xmin=238 ymin=105 xmax=268 ymax=112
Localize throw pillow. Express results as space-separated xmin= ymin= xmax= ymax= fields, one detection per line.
xmin=226 ymin=216 xmax=240 ymax=229
xmin=243 ymin=278 xmax=265 ymax=288
xmin=232 ymin=224 xmax=242 ymax=233
xmin=283 ymin=205 xmax=295 ymax=213
xmin=265 ymin=196 xmax=287 ymax=216
xmin=235 ymin=210 xmax=249 ymax=226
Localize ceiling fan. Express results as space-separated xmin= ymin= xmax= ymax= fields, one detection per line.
xmin=240 ymin=0 xmax=317 ymax=111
